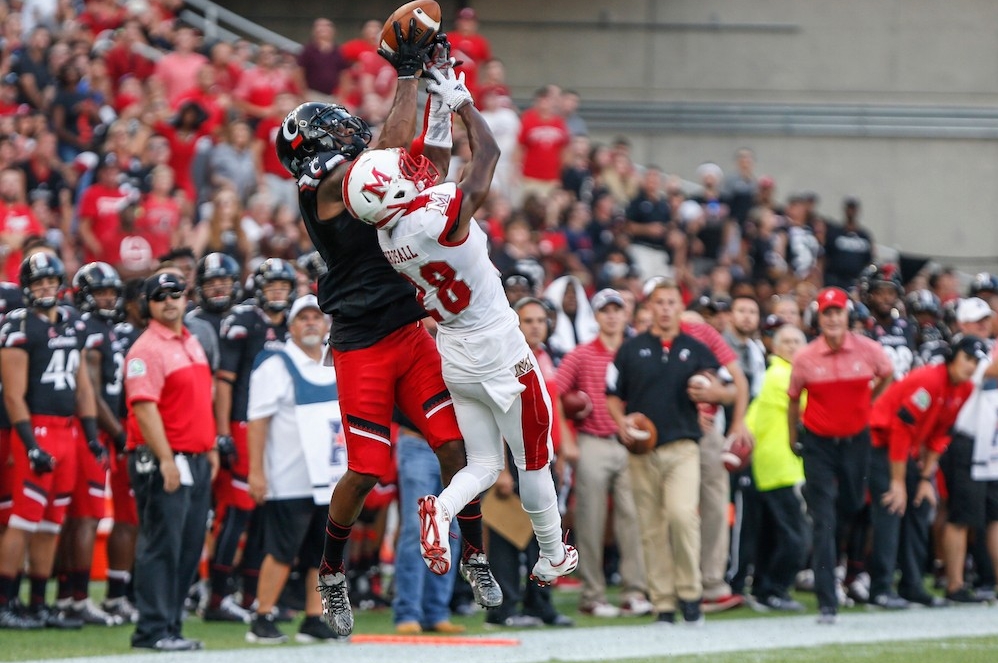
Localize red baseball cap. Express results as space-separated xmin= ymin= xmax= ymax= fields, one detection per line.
xmin=816 ymin=287 xmax=850 ymax=313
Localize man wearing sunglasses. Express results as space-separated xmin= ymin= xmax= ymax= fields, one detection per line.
xmin=123 ymin=271 xmax=217 ymax=651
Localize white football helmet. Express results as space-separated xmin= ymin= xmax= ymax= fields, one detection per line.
xmin=342 ymin=147 xmax=439 ymax=229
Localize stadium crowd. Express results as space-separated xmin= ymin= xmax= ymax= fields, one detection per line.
xmin=1 ymin=0 xmax=998 ymax=647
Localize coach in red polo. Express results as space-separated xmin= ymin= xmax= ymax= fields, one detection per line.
xmin=787 ymin=286 xmax=893 ymax=624
xmin=125 ymin=270 xmax=216 ymax=651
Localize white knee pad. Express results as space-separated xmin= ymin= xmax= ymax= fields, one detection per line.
xmin=517 ymin=467 xmax=558 ymax=515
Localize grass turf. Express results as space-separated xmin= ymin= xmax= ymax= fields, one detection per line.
xmin=0 ymin=581 xmax=983 ymax=661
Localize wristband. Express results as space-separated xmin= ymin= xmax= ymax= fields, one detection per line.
xmin=13 ymin=420 xmax=39 ymax=450
xmin=422 ymin=95 xmax=453 ymax=150
xmin=81 ymin=416 xmax=99 ymax=444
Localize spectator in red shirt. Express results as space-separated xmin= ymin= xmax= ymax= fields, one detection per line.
xmin=77 ymin=0 xmax=127 ymax=38
xmin=153 ymin=99 xmax=213 ymax=204
xmin=172 ymin=65 xmax=230 ymax=138
xmin=450 ymin=8 xmax=492 ymax=99
xmin=555 ymin=289 xmax=652 ymax=618
xmin=339 ymin=19 xmax=381 ymax=64
xmin=101 ymin=19 xmax=156 ymax=93
xmin=77 ymin=154 xmax=131 ymax=264
xmin=516 ymin=85 xmax=570 ymax=206
xmin=153 ymin=24 xmax=208 ymax=105
xmin=253 ymin=92 xmax=300 ymax=216
xmin=0 ymin=168 xmax=45 ymax=281
xmin=866 ymin=336 xmax=985 ymax=609
xmin=207 ymin=42 xmax=243 ymax=95
xmin=234 ymin=43 xmax=298 ymax=122
xmin=133 ymin=165 xmax=185 ymax=262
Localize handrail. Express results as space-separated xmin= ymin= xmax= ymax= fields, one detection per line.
xmin=181 ymin=0 xmax=302 ymax=54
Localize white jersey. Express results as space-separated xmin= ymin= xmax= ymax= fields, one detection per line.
xmin=379 ymin=182 xmax=524 ymax=383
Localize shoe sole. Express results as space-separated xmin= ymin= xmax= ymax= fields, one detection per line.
xmin=418 ymin=497 xmax=451 ymax=576
xmin=245 ymin=632 xmax=288 ymax=645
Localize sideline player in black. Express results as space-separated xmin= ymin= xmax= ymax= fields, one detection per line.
xmin=204 ymin=257 xmax=293 ymax=621
xmin=858 ymin=263 xmax=919 ymax=380
xmin=274 ymin=25 xmax=500 ymax=636
xmin=0 ymin=253 xmax=104 ymax=628
xmin=187 ymin=253 xmax=242 ymax=338
xmin=905 ymin=289 xmax=951 ymax=366
xmin=51 ymin=262 xmax=128 ymax=626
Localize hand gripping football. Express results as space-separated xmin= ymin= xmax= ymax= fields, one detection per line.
xmin=380 ymin=1 xmax=442 ymax=55
xmin=624 ymin=412 xmax=658 ymax=455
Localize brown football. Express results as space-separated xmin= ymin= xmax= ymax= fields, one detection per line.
xmin=561 ymin=389 xmax=593 ymax=421
xmin=623 ymin=412 xmax=658 ymax=455
xmin=721 ymin=432 xmax=753 ymax=472
xmin=380 ymin=0 xmax=442 ymax=55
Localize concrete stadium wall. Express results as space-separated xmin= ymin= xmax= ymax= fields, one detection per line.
xmin=224 ymin=0 xmax=998 ymax=269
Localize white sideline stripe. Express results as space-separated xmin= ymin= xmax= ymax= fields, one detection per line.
xmin=24 ymin=604 xmax=998 ymax=663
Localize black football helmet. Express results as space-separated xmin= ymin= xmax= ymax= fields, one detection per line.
xmin=73 ymin=261 xmax=123 ymax=321
xmin=857 ymin=263 xmax=903 ymax=302
xmin=275 ymin=102 xmax=373 ymax=178
xmin=196 ymin=252 xmax=242 ymax=314
xmin=253 ymin=258 xmax=297 ymax=313
xmin=969 ymin=272 xmax=998 ymax=298
xmin=20 ymin=252 xmax=66 ymax=309
xmin=905 ymin=289 xmax=941 ymax=318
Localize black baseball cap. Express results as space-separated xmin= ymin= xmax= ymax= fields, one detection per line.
xmin=955 ymin=335 xmax=989 ymax=361
xmin=145 ymin=272 xmax=186 ymax=300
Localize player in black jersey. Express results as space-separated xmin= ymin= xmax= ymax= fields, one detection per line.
xmin=275 ymin=26 xmax=499 ymax=637
xmin=187 ymin=252 xmax=242 ymax=337
xmin=99 ymin=278 xmax=147 ymax=622
xmin=1 ymin=281 xmax=24 ymax=537
xmin=858 ymin=263 xmax=919 ymax=380
xmin=49 ymin=262 xmax=128 ymax=626
xmin=205 ymin=258 xmax=293 ymax=621
xmin=905 ymin=289 xmax=952 ymax=366
xmin=0 ymin=253 xmax=104 ymax=629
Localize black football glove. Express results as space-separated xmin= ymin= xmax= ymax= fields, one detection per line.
xmin=112 ymin=430 xmax=128 ymax=455
xmin=215 ymin=434 xmax=237 ymax=470
xmin=379 ymin=18 xmax=436 ymax=78
xmin=87 ymin=437 xmax=109 ymax=466
xmin=27 ymin=447 xmax=56 ymax=475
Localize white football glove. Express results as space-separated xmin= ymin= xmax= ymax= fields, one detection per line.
xmin=426 ymin=66 xmax=473 ymax=112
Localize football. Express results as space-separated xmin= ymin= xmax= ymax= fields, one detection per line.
xmin=380 ymin=0 xmax=442 ymax=55
xmin=624 ymin=412 xmax=658 ymax=455
xmin=687 ymin=373 xmax=711 ymax=389
xmin=721 ymin=432 xmax=753 ymax=472
xmin=561 ymin=389 xmax=593 ymax=421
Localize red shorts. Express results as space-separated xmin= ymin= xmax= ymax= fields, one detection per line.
xmin=0 ymin=428 xmax=12 ymax=525
xmin=9 ymin=415 xmax=78 ymax=531
xmin=108 ymin=442 xmax=138 ymax=526
xmin=213 ymin=421 xmax=254 ymax=512
xmin=332 ymin=322 xmax=463 ymax=478
xmin=67 ymin=429 xmax=108 ymax=520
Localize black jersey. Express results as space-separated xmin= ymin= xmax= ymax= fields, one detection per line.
xmin=607 ymin=331 xmax=720 ymax=445
xmin=865 ymin=314 xmax=918 ymax=380
xmin=219 ymin=304 xmax=288 ymax=422
xmin=82 ymin=312 xmax=126 ymax=416
xmin=112 ymin=321 xmax=144 ymax=419
xmin=913 ymin=320 xmax=951 ymax=367
xmin=0 ymin=306 xmax=87 ymax=417
xmin=299 ymin=184 xmax=426 ymax=350
xmin=0 ymin=282 xmax=25 ymax=429
xmin=186 ymin=306 xmax=226 ymax=336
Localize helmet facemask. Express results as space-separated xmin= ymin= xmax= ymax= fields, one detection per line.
xmin=343 ymin=148 xmax=439 ymax=230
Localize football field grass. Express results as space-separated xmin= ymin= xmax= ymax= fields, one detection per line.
xmin=5 ymin=585 xmax=998 ymax=662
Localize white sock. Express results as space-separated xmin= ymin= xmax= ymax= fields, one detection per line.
xmin=438 ymin=462 xmax=497 ymax=521
xmin=518 ymin=467 xmax=565 ymax=562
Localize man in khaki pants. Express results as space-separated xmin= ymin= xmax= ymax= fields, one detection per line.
xmin=607 ymin=279 xmax=721 ymax=626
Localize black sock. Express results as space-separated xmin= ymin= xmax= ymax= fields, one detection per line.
xmin=208 ymin=564 xmax=232 ymax=608
xmin=106 ymin=570 xmax=129 ymax=600
xmin=29 ymin=576 xmax=48 ymax=607
xmin=56 ymin=571 xmax=72 ymax=601
xmin=71 ymin=570 xmax=90 ymax=602
xmin=0 ymin=574 xmax=15 ymax=606
xmin=457 ymin=496 xmax=485 ymax=561
xmin=319 ymin=516 xmax=351 ymax=576
xmin=240 ymin=569 xmax=259 ymax=609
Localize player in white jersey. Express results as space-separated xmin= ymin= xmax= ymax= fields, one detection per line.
xmin=343 ymin=63 xmax=577 ymax=587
